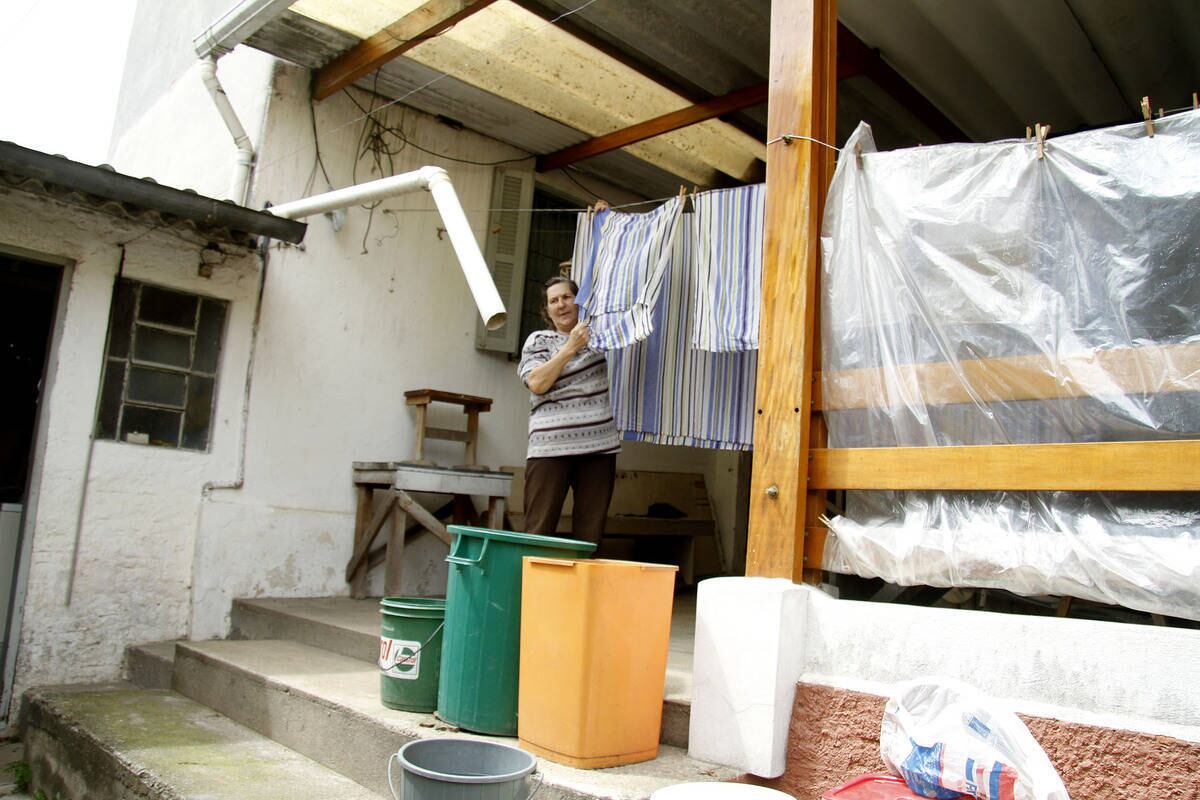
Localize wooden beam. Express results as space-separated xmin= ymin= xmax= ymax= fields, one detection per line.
xmin=313 ymin=0 xmax=498 ymax=101
xmin=746 ymin=0 xmax=837 ymax=579
xmin=816 ymin=342 xmax=1200 ymax=411
xmin=537 ymin=83 xmax=768 ymax=173
xmin=835 ymin=22 xmax=965 ymax=142
xmin=809 ymin=440 xmax=1200 ymax=491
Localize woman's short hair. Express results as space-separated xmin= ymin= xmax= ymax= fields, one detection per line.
xmin=541 ymin=276 xmax=580 ymax=328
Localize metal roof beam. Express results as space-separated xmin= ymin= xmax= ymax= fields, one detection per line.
xmin=313 ymin=0 xmax=498 ymax=101
xmin=536 ymin=83 xmax=768 ymax=173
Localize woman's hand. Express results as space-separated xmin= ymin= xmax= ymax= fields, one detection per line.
xmin=564 ymin=319 xmax=590 ymax=355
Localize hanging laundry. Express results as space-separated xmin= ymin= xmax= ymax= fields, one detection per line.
xmin=573 ymin=197 xmax=683 ymax=349
xmin=691 ymin=184 xmax=765 ymax=352
xmin=601 ymin=216 xmax=757 ymax=450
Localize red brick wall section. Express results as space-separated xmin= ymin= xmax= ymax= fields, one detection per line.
xmin=739 ymin=682 xmax=1200 ymax=800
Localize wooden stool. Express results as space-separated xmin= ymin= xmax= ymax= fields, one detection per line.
xmin=347 ymin=462 xmax=513 ymax=598
xmin=404 ymin=389 xmax=492 ymax=466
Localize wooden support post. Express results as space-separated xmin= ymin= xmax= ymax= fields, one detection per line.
xmin=487 ymin=496 xmax=506 ymax=529
xmin=385 ymin=496 xmax=408 ymax=596
xmin=465 ymin=410 xmax=480 ymax=466
xmin=350 ymin=486 xmax=373 ymax=598
xmin=746 ymin=0 xmax=837 ymax=579
xmin=396 ymin=489 xmax=452 ymax=545
xmin=413 ymin=404 xmax=428 ymax=461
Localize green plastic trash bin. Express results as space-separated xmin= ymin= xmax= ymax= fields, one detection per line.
xmin=379 ymin=597 xmax=445 ymax=712
xmin=437 ymin=525 xmax=596 ymax=735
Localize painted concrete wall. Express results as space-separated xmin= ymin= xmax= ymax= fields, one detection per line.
xmin=0 ymin=187 xmax=261 ymax=705
xmin=750 ymin=682 xmax=1200 ymax=800
xmin=108 ymin=0 xmax=248 ymax=165
xmin=794 ymin=585 xmax=1200 ymax=742
xmin=176 ymin=61 xmax=742 ymax=638
xmin=109 ymin=47 xmax=276 ymax=201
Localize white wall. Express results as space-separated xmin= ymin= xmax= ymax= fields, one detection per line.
xmin=0 ymin=187 xmax=260 ymax=704
xmin=797 ymin=586 xmax=1200 ymax=743
xmin=183 ymin=61 xmax=743 ymax=638
xmin=109 ymin=47 xmax=276 ymax=200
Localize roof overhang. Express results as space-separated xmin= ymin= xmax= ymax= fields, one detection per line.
xmin=0 ymin=141 xmax=308 ymax=245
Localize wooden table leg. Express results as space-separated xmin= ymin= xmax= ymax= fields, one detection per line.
xmin=385 ymin=491 xmax=407 ymax=597
xmin=350 ymin=485 xmax=373 ymax=599
xmin=465 ymin=410 xmax=479 ymax=465
xmin=487 ymin=496 xmax=506 ymax=529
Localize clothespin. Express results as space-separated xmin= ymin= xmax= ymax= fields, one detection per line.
xmin=1141 ymin=96 xmax=1154 ymax=137
xmin=1035 ymin=123 xmax=1051 ymax=160
xmin=854 ymin=141 xmax=864 ymax=169
xmin=1193 ymin=92 xmax=1198 ymax=110
xmin=1025 ymin=126 xmax=1032 ymax=143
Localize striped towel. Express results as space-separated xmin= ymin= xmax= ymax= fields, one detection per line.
xmin=602 ymin=215 xmax=757 ymax=450
xmin=574 ymin=197 xmax=684 ymax=349
xmin=691 ymin=184 xmax=765 ymax=352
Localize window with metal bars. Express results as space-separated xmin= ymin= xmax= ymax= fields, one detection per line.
xmin=94 ymin=279 xmax=228 ymax=451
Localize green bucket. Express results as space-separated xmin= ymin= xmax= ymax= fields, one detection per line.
xmin=379 ymin=597 xmax=445 ymax=712
xmin=437 ymin=526 xmax=596 ymax=735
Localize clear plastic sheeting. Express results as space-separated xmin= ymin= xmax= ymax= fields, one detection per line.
xmin=819 ymin=114 xmax=1200 ymax=620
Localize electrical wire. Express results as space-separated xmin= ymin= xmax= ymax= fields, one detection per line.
xmin=341 ymin=89 xmax=533 ymax=168
xmin=253 ymin=0 xmax=605 ymax=180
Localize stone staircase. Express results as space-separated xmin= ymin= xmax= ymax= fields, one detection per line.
xmin=22 ymin=596 xmax=734 ymax=799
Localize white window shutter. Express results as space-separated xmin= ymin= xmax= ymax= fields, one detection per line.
xmin=476 ymin=167 xmax=534 ymax=353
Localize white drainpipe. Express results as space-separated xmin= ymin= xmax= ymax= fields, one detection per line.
xmin=193 ymin=0 xmax=295 ymax=205
xmin=268 ymin=166 xmax=508 ymax=331
xmin=199 ymin=56 xmax=255 ymax=206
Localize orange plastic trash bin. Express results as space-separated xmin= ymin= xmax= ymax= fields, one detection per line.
xmin=518 ymin=557 xmax=678 ymax=768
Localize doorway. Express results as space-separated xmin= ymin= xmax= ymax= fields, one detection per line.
xmin=0 ymin=253 xmax=62 ymax=684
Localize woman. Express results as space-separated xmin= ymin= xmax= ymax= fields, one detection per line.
xmin=517 ymin=276 xmax=620 ymax=543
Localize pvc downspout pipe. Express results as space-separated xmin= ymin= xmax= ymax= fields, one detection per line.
xmin=198 ymin=56 xmax=255 ymax=206
xmin=269 ymin=166 xmax=507 ymax=330
xmin=193 ymin=0 xmax=296 ymax=59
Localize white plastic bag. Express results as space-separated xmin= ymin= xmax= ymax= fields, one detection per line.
xmin=880 ymin=678 xmax=1070 ymax=800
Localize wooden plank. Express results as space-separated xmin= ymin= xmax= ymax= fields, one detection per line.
xmin=487 ymin=497 xmax=505 ymax=529
xmin=396 ymin=489 xmax=453 ymax=545
xmin=313 ymin=0 xmax=498 ymax=101
xmin=746 ymin=0 xmax=837 ymax=579
xmin=385 ymin=502 xmax=407 ymax=596
xmin=536 ymin=83 xmax=768 ymax=173
xmin=350 ymin=486 xmax=373 ymax=598
xmin=800 ymin=0 xmax=838 ymax=586
xmin=464 ymin=410 xmax=479 ymax=466
xmin=425 ymin=426 xmax=471 ymax=443
xmin=344 ymin=490 xmax=396 ymax=581
xmin=412 ymin=404 xmax=427 ymax=461
xmin=394 ymin=465 xmax=513 ymax=496
xmin=816 ymin=342 xmax=1200 ymax=411
xmin=404 ymin=388 xmax=493 ymax=410
xmin=808 ymin=440 xmax=1200 ymax=491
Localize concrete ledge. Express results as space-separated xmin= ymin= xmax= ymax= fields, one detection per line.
xmin=20 ymin=684 xmax=382 ymax=800
xmin=173 ymin=639 xmax=734 ymax=799
xmin=123 ymin=642 xmax=177 ymax=690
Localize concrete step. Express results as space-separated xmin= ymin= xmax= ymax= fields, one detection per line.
xmin=232 ymin=596 xmax=694 ymax=748
xmin=172 ymin=639 xmax=736 ymax=800
xmin=123 ymin=641 xmax=177 ymax=689
xmin=233 ymin=597 xmax=378 ymax=663
xmin=21 ymin=684 xmax=383 ymax=799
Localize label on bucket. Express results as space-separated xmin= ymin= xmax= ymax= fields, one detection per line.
xmin=379 ymin=637 xmax=421 ymax=680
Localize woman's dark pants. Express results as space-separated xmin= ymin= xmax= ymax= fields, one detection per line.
xmin=523 ymin=453 xmax=617 ymax=544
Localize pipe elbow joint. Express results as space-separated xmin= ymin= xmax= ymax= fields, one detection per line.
xmin=419 ymin=166 xmax=451 ymax=190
